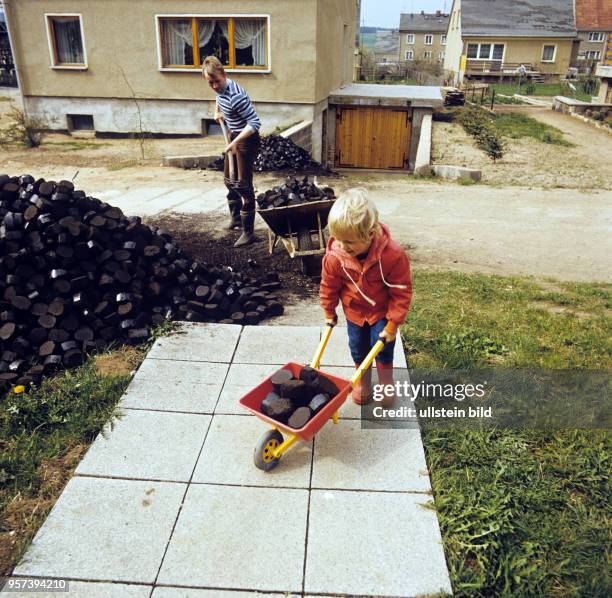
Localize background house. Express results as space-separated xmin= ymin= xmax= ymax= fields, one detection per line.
xmin=5 ymin=0 xmax=358 ymax=162
xmin=444 ymin=0 xmax=577 ymax=85
xmin=574 ymin=0 xmax=612 ymax=68
xmin=399 ymin=11 xmax=449 ymax=64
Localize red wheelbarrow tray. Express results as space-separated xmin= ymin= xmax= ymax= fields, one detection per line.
xmin=239 ymin=362 xmax=352 ymax=442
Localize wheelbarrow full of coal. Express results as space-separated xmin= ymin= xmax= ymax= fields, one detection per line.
xmin=256 ymin=183 xmax=335 ymax=277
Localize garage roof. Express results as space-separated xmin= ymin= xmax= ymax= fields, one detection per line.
xmin=329 ymin=84 xmax=443 ymax=107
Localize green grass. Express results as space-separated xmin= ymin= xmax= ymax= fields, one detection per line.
xmin=0 ymin=320 xmax=178 ymax=574
xmin=106 ymin=159 xmax=140 ymax=171
xmin=494 ymin=113 xmax=574 ymax=147
xmin=401 ymin=271 xmax=611 ymax=597
xmin=489 ymin=83 xmax=596 ymax=103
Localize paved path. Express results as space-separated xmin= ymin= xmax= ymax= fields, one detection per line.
xmin=12 ymin=323 xmax=452 ymax=598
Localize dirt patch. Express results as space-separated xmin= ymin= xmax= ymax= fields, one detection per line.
xmin=94 ymin=346 xmax=143 ymax=378
xmin=0 ymin=444 xmax=87 ymax=576
xmin=432 ymin=111 xmax=612 ymax=190
xmin=144 ymin=212 xmax=320 ymax=301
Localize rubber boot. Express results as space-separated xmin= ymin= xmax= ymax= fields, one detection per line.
xmin=226 ymin=197 xmax=242 ymax=230
xmin=234 ymin=210 xmax=257 ymax=247
xmin=352 ymin=363 xmax=373 ymax=405
xmin=376 ymin=361 xmax=395 ymax=407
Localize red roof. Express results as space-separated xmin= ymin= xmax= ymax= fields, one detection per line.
xmin=575 ymin=0 xmax=612 ymax=31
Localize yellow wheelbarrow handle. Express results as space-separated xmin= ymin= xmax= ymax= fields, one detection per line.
xmin=311 ymin=323 xmax=334 ymax=369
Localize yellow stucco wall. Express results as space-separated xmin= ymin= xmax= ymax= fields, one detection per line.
xmin=8 ymin=0 xmax=351 ymax=104
xmin=314 ymin=0 xmax=358 ymax=102
xmin=464 ymin=37 xmax=574 ymax=75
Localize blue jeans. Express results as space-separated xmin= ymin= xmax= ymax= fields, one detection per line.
xmin=347 ymin=318 xmax=395 ymax=365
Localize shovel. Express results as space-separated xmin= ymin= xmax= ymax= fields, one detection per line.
xmin=219 ymin=119 xmax=236 ymax=183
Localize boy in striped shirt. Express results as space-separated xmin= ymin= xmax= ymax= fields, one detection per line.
xmin=203 ymin=56 xmax=261 ymax=248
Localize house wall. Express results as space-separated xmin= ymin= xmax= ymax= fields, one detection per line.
xmin=399 ymin=30 xmax=447 ymax=63
xmin=463 ymin=37 xmax=574 ymax=76
xmin=314 ymin=0 xmax=358 ymax=102
xmin=8 ymin=0 xmax=320 ymax=104
xmin=443 ymin=0 xmax=462 ymax=82
xmin=576 ymin=30 xmax=610 ymax=62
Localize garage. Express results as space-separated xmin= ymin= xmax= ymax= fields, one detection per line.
xmin=324 ymin=84 xmax=443 ymax=172
xmin=335 ymin=106 xmax=412 ymax=169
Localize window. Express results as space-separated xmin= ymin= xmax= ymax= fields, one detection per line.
xmin=542 ymin=44 xmax=556 ymax=62
xmin=424 ymin=51 xmax=433 ymax=59
xmin=467 ymin=42 xmax=504 ymax=60
xmin=67 ymin=114 xmax=94 ymax=131
xmin=589 ymin=32 xmax=605 ymax=42
xmin=441 ymin=34 xmax=447 ymax=45
xmin=45 ymin=14 xmax=86 ymax=68
xmin=439 ymin=51 xmax=445 ymax=61
xmin=424 ymin=34 xmax=433 ymax=45
xmin=405 ymin=50 xmax=414 ymax=60
xmin=157 ymin=15 xmax=269 ymax=71
xmin=406 ymin=33 xmax=415 ymax=44
xmin=586 ymin=50 xmax=601 ymax=60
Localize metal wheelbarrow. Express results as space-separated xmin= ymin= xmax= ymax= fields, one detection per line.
xmin=239 ymin=324 xmax=386 ymax=470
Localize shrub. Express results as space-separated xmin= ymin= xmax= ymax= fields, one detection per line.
xmin=591 ymin=111 xmax=603 ymax=121
xmin=0 ymin=106 xmax=50 ymax=148
xmin=457 ymin=105 xmax=506 ymax=162
xmin=580 ymin=74 xmax=598 ymax=95
xmin=525 ymin=82 xmax=536 ymax=95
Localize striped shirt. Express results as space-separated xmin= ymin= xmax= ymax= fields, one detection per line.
xmin=216 ymin=78 xmax=261 ymax=134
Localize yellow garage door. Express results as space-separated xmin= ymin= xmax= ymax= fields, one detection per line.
xmin=335 ymin=107 xmax=411 ymax=169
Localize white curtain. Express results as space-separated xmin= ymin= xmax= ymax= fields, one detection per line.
xmin=54 ymin=19 xmax=84 ymax=64
xmin=233 ymin=20 xmax=265 ymax=65
xmin=198 ymin=20 xmax=215 ymax=48
xmin=162 ymin=19 xmax=192 ymax=65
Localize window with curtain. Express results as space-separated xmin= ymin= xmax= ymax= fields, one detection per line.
xmin=159 ymin=16 xmax=268 ymax=69
xmin=467 ymin=44 xmax=478 ymax=59
xmin=542 ymin=45 xmax=556 ymax=62
xmin=48 ymin=16 xmax=85 ymax=65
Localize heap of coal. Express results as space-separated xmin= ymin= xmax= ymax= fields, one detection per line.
xmin=209 ymin=135 xmax=327 ymax=173
xmin=256 ymin=176 xmax=335 ymax=210
xmin=444 ymin=89 xmax=465 ymax=107
xmin=0 ymin=174 xmax=284 ymax=391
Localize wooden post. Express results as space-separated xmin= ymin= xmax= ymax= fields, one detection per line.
xmin=491 ymin=89 xmax=496 ymax=110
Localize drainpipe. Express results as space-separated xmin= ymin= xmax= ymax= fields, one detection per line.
xmin=1 ymin=0 xmax=25 ymax=108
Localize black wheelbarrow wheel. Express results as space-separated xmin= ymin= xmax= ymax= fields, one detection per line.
xmin=254 ymin=429 xmax=284 ymax=471
xmin=297 ymin=227 xmax=322 ymax=277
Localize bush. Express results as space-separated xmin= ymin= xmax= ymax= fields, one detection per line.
xmin=591 ymin=111 xmax=603 ymax=121
xmin=457 ymin=105 xmax=506 ymax=163
xmin=580 ymin=74 xmax=598 ymax=95
xmin=0 ymin=106 xmax=50 ymax=148
xmin=525 ymin=82 xmax=536 ymax=95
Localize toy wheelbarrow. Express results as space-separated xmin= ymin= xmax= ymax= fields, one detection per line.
xmin=239 ymin=325 xmax=386 ymax=471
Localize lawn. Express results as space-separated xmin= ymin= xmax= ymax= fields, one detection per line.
xmin=489 ymin=82 xmax=596 ymax=103
xmin=401 ymin=271 xmax=611 ymax=597
xmin=494 ymin=113 xmax=574 ymax=147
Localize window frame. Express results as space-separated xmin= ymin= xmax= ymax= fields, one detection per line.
xmin=45 ymin=13 xmax=88 ymax=70
xmin=585 ymin=50 xmax=601 ymax=60
xmin=466 ymin=42 xmax=505 ymax=61
xmin=155 ymin=13 xmax=271 ymax=73
xmin=439 ymin=51 xmax=445 ymax=61
xmin=588 ymin=32 xmax=604 ymax=42
xmin=423 ymin=50 xmax=433 ymax=59
xmin=405 ymin=50 xmax=414 ymax=61
xmin=405 ymin=33 xmax=415 ymax=44
xmin=541 ymin=44 xmax=557 ymax=63
xmin=441 ymin=34 xmax=447 ymax=45
xmin=424 ymin=34 xmax=433 ymax=45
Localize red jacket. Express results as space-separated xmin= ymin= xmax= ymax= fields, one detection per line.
xmin=320 ymin=223 xmax=412 ymax=332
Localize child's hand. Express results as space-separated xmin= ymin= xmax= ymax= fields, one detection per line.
xmin=324 ymin=313 xmax=338 ymax=327
xmin=379 ymin=329 xmax=396 ymax=343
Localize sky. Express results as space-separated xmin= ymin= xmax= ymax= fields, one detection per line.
xmin=361 ymin=0 xmax=450 ymax=29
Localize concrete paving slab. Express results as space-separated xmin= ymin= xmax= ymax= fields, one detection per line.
xmin=121 ymin=358 xmax=228 ymax=413
xmin=13 ymin=477 xmax=185 ymax=584
xmin=147 ymin=322 xmax=241 ymax=363
xmin=192 ymin=415 xmax=312 ymax=488
xmin=153 ymin=589 xmax=298 ymax=598
xmin=311 ymin=419 xmax=430 ymax=492
xmin=233 ymin=325 xmax=321 ymax=365
xmin=158 ymin=485 xmax=308 ymax=592
xmin=76 ymin=410 xmax=211 ymax=481
xmin=305 ymin=489 xmax=452 ymax=597
xmin=215 ymin=362 xmax=284 ymax=415
xmin=7 ymin=581 xmax=151 ymax=598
